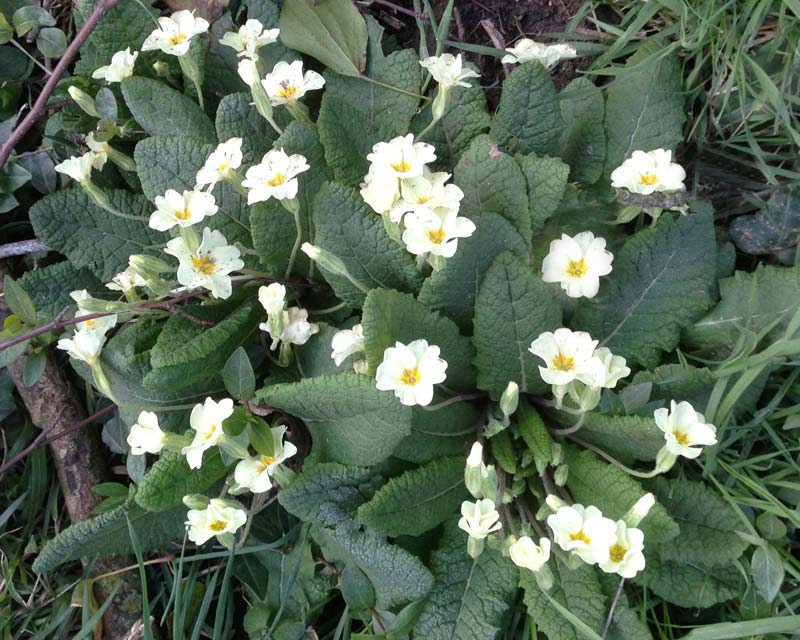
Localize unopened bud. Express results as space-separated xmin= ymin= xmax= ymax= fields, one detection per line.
xmin=500 ymin=381 xmax=519 ymax=418
xmin=465 ymin=442 xmax=486 ymax=499
xmin=68 ymin=86 xmax=98 ymax=117
xmin=152 ymin=61 xmax=170 ymax=77
xmin=554 ymin=464 xmax=569 ymax=487
xmin=129 ymin=254 xmax=172 ymax=281
xmin=431 ymin=86 xmax=449 ymax=121
xmin=466 ymin=442 xmax=483 ymax=468
xmin=654 ymin=446 xmax=677 ymax=475
xmin=182 ymin=494 xmax=210 ymax=510
xmin=550 ymin=442 xmax=564 ymax=466
xmin=624 ymin=493 xmax=655 ymax=528
xmin=545 ymin=494 xmax=566 ymax=512
xmin=302 ymin=243 xmax=348 ymax=278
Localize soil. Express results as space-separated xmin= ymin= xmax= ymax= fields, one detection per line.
xmin=367 ymin=0 xmax=587 ymax=103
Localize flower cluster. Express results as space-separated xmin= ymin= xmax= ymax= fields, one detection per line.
xmin=258 ymin=283 xmax=319 ymax=364
xmin=501 ymin=38 xmax=577 ymax=69
xmin=360 ymin=134 xmax=475 ymax=270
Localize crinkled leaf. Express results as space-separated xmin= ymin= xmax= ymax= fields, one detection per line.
xmin=315 ymin=526 xmax=433 ymax=609
xmin=517 ymin=153 xmax=570 ymax=230
xmin=490 ymin=62 xmax=562 ymax=155
xmin=358 ymin=456 xmax=468 ymax=536
xmin=122 ymin=77 xmax=216 ymax=142
xmin=279 ymin=463 xmax=383 ymax=531
xmin=638 ymin=554 xmax=741 ymax=609
xmin=29 ymin=188 xmax=167 ymax=281
xmin=361 ymin=288 xmax=476 ymax=392
xmin=473 ymin=251 xmax=561 ymax=399
xmin=295 ymin=323 xmax=346 ymax=378
xmin=729 ymin=189 xmax=800 ymax=255
xmin=215 ymin=92 xmax=281 ymax=163
xmin=418 ymin=213 xmax=528 ymax=331
xmin=258 ymin=373 xmax=412 ymax=465
xmin=3 ymin=275 xmax=36 ymax=325
xmin=312 ymin=182 xmax=422 ymax=307
xmin=578 ymin=412 xmax=664 ymax=463
xmin=573 ymin=212 xmax=718 ymax=367
xmin=414 ymin=520 xmax=518 ymax=640
xmin=560 ymin=77 xmax=606 ymax=185
xmin=135 ymin=450 xmax=228 ymax=512
xmin=393 ymin=402 xmax=478 ymax=464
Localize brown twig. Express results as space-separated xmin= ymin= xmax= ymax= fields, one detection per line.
xmin=0 ymin=0 xmax=123 ymax=170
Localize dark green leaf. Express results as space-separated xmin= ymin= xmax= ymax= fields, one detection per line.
xmin=222 ymin=346 xmax=256 ymax=401
xmin=135 ymin=450 xmax=228 ymax=512
xmin=3 ymin=275 xmax=37 ymax=324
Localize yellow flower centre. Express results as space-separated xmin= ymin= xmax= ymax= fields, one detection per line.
xmin=427 ymin=228 xmax=446 ymax=244
xmin=192 ymin=255 xmax=217 ymax=276
xmin=168 ymin=32 xmax=188 ymax=46
xmin=84 ymin=319 xmax=96 ymax=329
xmin=639 ymin=172 xmax=659 ymax=186
xmin=566 ymin=258 xmax=588 ymax=278
xmin=570 ymin=530 xmax=591 ymax=545
xmin=278 ymin=83 xmax=297 ymax=99
xmin=203 ymin=424 xmax=218 ymax=441
xmin=672 ymin=430 xmax=689 ymax=446
xmin=267 ymin=172 xmax=287 ymax=187
xmin=417 ymin=195 xmax=432 ymax=204
xmin=257 ymin=455 xmax=278 ymax=473
xmin=551 ymin=352 xmax=575 ymax=372
xmin=175 ymin=207 xmax=192 ymax=220
xmin=609 ymin=543 xmax=627 ymax=563
xmin=400 ymin=367 xmax=421 ymax=387
xmin=208 ymin=519 xmax=227 ymax=532
xmin=391 ymin=159 xmax=412 ymax=173
xmin=218 ymin=161 xmax=230 ymax=173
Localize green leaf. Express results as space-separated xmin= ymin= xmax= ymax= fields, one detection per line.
xmin=144 ymin=301 xmax=262 ymax=392
xmin=33 ymin=502 xmax=185 ymax=573
xmin=3 ymin=275 xmax=36 ymax=325
xmin=0 ymin=14 xmax=13 ymax=44
xmin=517 ymin=153 xmax=570 ymax=230
xmin=278 ymin=0 xmax=367 ymax=77
xmin=654 ymin=478 xmax=748 ymax=567
xmin=215 ymin=92 xmax=281 ymax=164
xmin=134 ymin=135 xmax=253 ymax=253
xmin=317 ymin=49 xmax=420 ymax=185
xmin=29 ymin=188 xmax=167 ymax=281
xmin=223 ymin=347 xmax=256 ymax=401
xmin=684 ymin=263 xmax=800 ymax=352
xmin=453 ymin=135 xmax=532 ymax=247
xmin=392 ymin=402 xmax=479 ymax=464
xmin=516 ymin=400 xmax=553 ymax=465
xmin=135 ymin=450 xmax=228 ymax=512
xmin=489 ymin=430 xmax=517 ymax=474
xmin=296 ymin=323 xmax=346 ymax=378
xmin=564 ymin=447 xmax=679 ymax=545
xmin=572 ymin=212 xmax=718 ymax=368
xmin=577 ymin=413 xmax=664 ymax=463
xmin=729 ymin=188 xmax=800 ymax=255
xmin=279 ymin=463 xmax=383 ymax=531
xmin=638 ymin=555 xmax=741 ymax=609
xmin=414 ymin=521 xmax=518 ymax=640
xmin=520 ymin=557 xmax=606 ymax=640
xmin=418 ymin=213 xmax=528 ymax=331
xmin=22 ymin=351 xmax=46 ymax=387
xmin=490 ymin=62 xmax=562 ymax=155
xmin=603 ymin=44 xmax=684 ymax=177
xmin=358 ymin=457 xmax=468 ymax=536
xmin=121 ymin=77 xmax=216 ymax=143
xmin=258 ymin=373 xmax=412 ymax=465
xmin=13 ymin=6 xmax=55 ymax=36
xmin=473 ymin=252 xmax=561 ymax=399
xmin=36 ymin=27 xmax=67 ymax=58
xmin=751 ymin=545 xmax=784 ymax=602
xmin=559 ymin=77 xmax=607 ymax=185
xmin=315 ymin=526 xmax=433 ymax=609
xmin=341 ymin=566 xmax=376 ymax=611
xmin=361 ymin=288 xmax=476 ymax=392
xmin=312 ymin=182 xmax=422 ymax=307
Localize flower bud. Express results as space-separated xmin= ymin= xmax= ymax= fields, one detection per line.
xmin=129 ymin=254 xmax=172 ymax=281
xmin=182 ymin=494 xmax=209 ymax=510
xmin=91 ymin=363 xmax=113 ymax=398
xmin=545 ymin=494 xmax=566 ymax=512
xmin=302 ymin=243 xmax=349 ymax=278
xmin=554 ymin=464 xmax=569 ymax=487
xmin=466 ymin=536 xmax=485 ymax=558
xmin=480 ymin=464 xmax=499 ymax=503
xmin=654 ymin=446 xmax=677 ymax=475
xmin=152 ymin=61 xmax=170 ymax=77
xmin=624 ymin=492 xmax=655 ymax=528
xmin=68 ymin=86 xmax=98 ymax=117
xmin=465 ymin=442 xmax=486 ymax=499
xmin=499 ymin=381 xmax=519 ymax=419
xmin=550 ymin=442 xmax=564 ymax=466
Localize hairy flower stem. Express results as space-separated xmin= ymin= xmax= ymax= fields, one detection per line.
xmin=179 ymin=54 xmax=204 ymax=109
xmin=569 ymin=435 xmax=660 ymax=479
xmin=550 ymin=413 xmax=586 ymax=436
xmin=420 ymin=392 xmax=486 ymax=411
xmin=282 ymin=198 xmax=303 ymax=280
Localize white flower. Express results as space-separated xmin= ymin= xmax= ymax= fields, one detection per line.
xmin=366 ymin=134 xmax=436 ymax=180
xmin=277 ymin=307 xmax=319 ymax=346
xmin=458 ymin=498 xmax=502 ymax=539
xmin=185 ymin=498 xmax=247 ymax=545
xmin=149 ymin=189 xmax=218 ymax=231
xmin=70 ymin=290 xmax=117 ymax=336
xmin=233 ymin=426 xmax=298 ymax=493
xmin=262 ymin=60 xmax=325 ymax=105
xmin=242 ymin=148 xmax=310 ymax=204
xmin=106 ymin=268 xmax=146 ymax=294
xmin=54 ymin=152 xmax=106 ymax=183
xmin=580 ymin=347 xmax=630 ymax=389
xmin=397 ymin=170 xmax=464 ymax=219
xmin=237 ymin=58 xmax=261 ymax=87
xmin=258 ymin=283 xmax=286 ymax=316
xmin=219 ymin=19 xmax=279 ymax=60
xmin=599 ymin=521 xmax=645 ymax=578
xmin=84 ymin=132 xmax=110 ymax=162
xmin=181 ymin=397 xmax=234 ymax=469
xmin=164 ymin=228 xmax=244 ymax=299
xmin=547 ymin=503 xmax=618 ymax=565
xmin=92 ymin=48 xmax=138 ymax=82
xmin=509 ymin=536 xmax=551 ymax=572
xmin=375 ymin=339 xmax=448 ymax=406
xmin=331 ymin=324 xmax=365 ymax=366
xmin=528 ymin=329 xmax=598 ymax=386
xmin=542 ymin=232 xmax=614 ymax=299
xmin=195 ymin=138 xmax=243 ymax=191
xmin=501 ymin=39 xmax=577 ymax=69
xmin=401 ymin=209 xmax=476 ymax=258
xmin=127 ymin=411 xmax=166 ymax=455
xmin=142 ymin=10 xmax=209 ymax=57
xmin=466 ymin=441 xmax=483 ymax=468
xmin=419 ymin=53 xmax=479 ymax=88
xmin=610 ymin=149 xmax=686 ymax=195
xmin=57 ymin=329 xmax=104 ymax=365
xmin=654 ymin=400 xmax=718 ymax=459
xmin=359 ymin=167 xmax=401 ymax=215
